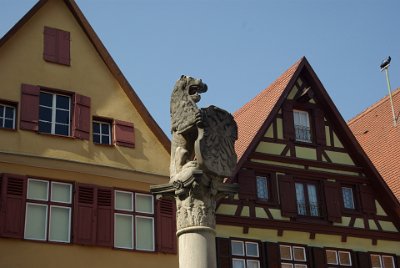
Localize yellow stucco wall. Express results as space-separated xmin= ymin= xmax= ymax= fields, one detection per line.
xmin=0 ymin=0 xmax=170 ymax=177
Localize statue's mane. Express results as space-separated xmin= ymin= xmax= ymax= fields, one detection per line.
xmin=170 ymin=77 xmax=200 ymax=134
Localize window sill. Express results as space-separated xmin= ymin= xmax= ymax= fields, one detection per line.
xmin=0 ymin=127 xmax=17 ymax=132
xmin=292 ymin=216 xmax=329 ymax=225
xmin=93 ymin=142 xmax=114 ymax=147
xmin=38 ymin=131 xmax=75 ymax=140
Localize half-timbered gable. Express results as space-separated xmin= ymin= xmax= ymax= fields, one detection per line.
xmin=216 ymin=57 xmax=400 ymax=268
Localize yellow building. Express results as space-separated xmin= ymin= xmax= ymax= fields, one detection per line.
xmin=215 ymin=58 xmax=400 ymax=267
xmin=0 ymin=0 xmax=177 ymax=267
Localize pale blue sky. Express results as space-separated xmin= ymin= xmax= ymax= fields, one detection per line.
xmin=1 ymin=0 xmax=399 ymax=136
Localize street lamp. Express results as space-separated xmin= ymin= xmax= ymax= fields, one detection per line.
xmin=380 ymin=56 xmax=397 ymax=127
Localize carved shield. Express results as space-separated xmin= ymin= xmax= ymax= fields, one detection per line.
xmin=195 ymin=106 xmax=238 ymax=178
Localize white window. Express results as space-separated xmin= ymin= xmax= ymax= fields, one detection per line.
xmin=256 ymin=176 xmax=269 ymax=200
xmin=0 ymin=103 xmax=16 ymax=129
xmin=24 ymin=179 xmax=72 ymax=243
xmin=93 ymin=120 xmax=111 ymax=145
xmin=371 ymin=254 xmax=395 ymax=268
xmin=326 ymin=249 xmax=352 ymax=266
xmin=114 ymin=190 xmax=155 ymax=251
xmin=231 ymin=240 xmax=261 ymax=268
xmin=342 ymin=187 xmax=355 ymax=210
xmin=293 ymin=110 xmax=311 ymax=142
xmin=280 ymin=244 xmax=308 ymax=268
xmin=295 ymin=182 xmax=319 ymax=217
xmin=39 ymin=91 xmax=71 ymax=136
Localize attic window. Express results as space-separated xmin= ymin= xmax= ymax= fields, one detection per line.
xmin=43 ymin=26 xmax=70 ymax=66
xmin=293 ymin=110 xmax=312 ymax=143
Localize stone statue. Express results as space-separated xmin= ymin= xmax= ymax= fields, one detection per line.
xmin=150 ymin=75 xmax=238 ymax=268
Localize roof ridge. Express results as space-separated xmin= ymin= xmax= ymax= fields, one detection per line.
xmin=348 ymin=87 xmax=400 ymax=125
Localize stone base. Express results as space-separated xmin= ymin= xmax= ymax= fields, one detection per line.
xmin=177 ymin=226 xmax=217 ymax=268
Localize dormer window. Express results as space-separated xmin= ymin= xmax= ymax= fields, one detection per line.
xmin=293 ymin=110 xmax=311 ymax=143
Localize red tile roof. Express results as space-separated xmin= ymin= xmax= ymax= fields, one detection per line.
xmin=234 ymin=58 xmax=303 ymax=162
xmin=348 ymin=88 xmax=400 ymax=200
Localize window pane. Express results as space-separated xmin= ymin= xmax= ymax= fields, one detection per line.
xmin=101 ymin=123 xmax=110 ymax=135
xmin=51 ymin=182 xmax=72 ymax=203
xmin=56 ymin=95 xmax=70 ymax=110
xmin=280 ymin=245 xmax=292 ymax=260
xmin=293 ymin=246 xmax=306 ymax=261
xmin=281 ymin=263 xmax=293 ymax=268
xmin=246 ymin=242 xmax=259 ymax=257
xmin=93 ymin=134 xmax=100 ymax=144
xmin=39 ymin=106 xmax=52 ymax=122
xmin=55 ymin=124 xmax=69 ymax=136
xmin=342 ymin=187 xmax=355 ymax=209
xmin=247 ymin=260 xmax=260 ymax=268
xmin=101 ymin=135 xmax=110 ymax=145
xmin=382 ymin=256 xmax=394 ymax=268
xmin=40 ymin=92 xmax=53 ymax=107
xmin=5 ymin=107 xmax=14 ymax=119
xmin=115 ymin=191 xmax=133 ymax=211
xmin=256 ymin=176 xmax=268 ymax=200
xmin=56 ymin=110 xmax=69 ymax=124
xmin=114 ymin=214 xmax=133 ymax=249
xmin=28 ymin=179 xmax=49 ymax=201
xmin=295 ymin=183 xmax=306 ymax=215
xmin=231 ymin=240 xmax=244 ymax=256
xmin=326 ymin=250 xmax=338 ymax=264
xmin=338 ymin=251 xmax=351 ymax=266
xmin=370 ymin=255 xmax=382 ymax=268
xmin=135 ymin=194 xmax=153 ymax=214
xmin=39 ymin=121 xmax=52 ymax=133
xmin=93 ymin=122 xmax=100 ymax=134
xmin=0 ymin=118 xmax=3 ymax=127
xmin=307 ymin=184 xmax=319 ymax=216
xmin=0 ymin=105 xmax=3 ymax=117
xmin=294 ymin=265 xmax=308 ymax=268
xmin=4 ymin=119 xmax=14 ymax=129
xmin=136 ymin=216 xmax=154 ymax=251
xmin=232 ymin=259 xmax=245 ymax=268
xmin=49 ymin=206 xmax=71 ymax=242
xmin=25 ymin=203 xmax=47 ymax=240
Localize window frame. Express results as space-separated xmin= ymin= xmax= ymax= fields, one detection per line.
xmin=92 ymin=116 xmax=113 ymax=146
xmin=325 ymin=248 xmax=353 ymax=267
xmin=294 ymin=180 xmax=322 ymax=218
xmin=279 ymin=243 xmax=309 ymax=267
xmin=254 ymin=172 xmax=278 ymax=206
xmin=0 ymin=100 xmax=17 ymax=130
xmin=370 ymin=253 xmax=396 ymax=268
xmin=24 ymin=178 xmax=73 ymax=243
xmin=293 ymin=109 xmax=312 ymax=143
xmin=230 ymin=239 xmax=262 ymax=268
xmin=38 ymin=90 xmax=72 ymax=136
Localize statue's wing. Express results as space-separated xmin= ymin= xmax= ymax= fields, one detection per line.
xmin=195 ymin=106 xmax=238 ymax=178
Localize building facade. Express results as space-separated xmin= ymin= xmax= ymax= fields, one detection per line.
xmin=215 ymin=58 xmax=400 ymax=268
xmin=0 ymin=1 xmax=177 ymax=267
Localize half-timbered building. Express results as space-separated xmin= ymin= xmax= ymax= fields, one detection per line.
xmin=215 ymin=57 xmax=400 ymax=268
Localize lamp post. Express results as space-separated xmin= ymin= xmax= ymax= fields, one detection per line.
xmin=380 ymin=56 xmax=397 ymax=127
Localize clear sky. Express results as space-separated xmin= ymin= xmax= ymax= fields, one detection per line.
xmin=1 ymin=0 xmax=399 ymax=137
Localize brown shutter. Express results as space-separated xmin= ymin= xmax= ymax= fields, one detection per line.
xmin=58 ymin=30 xmax=71 ymax=66
xmin=114 ymin=120 xmax=135 ymax=148
xmin=359 ymin=185 xmax=376 ymax=214
xmin=73 ymin=184 xmax=97 ymax=245
xmin=324 ymin=181 xmax=342 ymax=222
xmin=96 ymin=187 xmax=113 ymax=247
xmin=396 ymin=255 xmax=400 ymax=268
xmin=356 ymin=252 xmax=370 ymax=268
xmin=237 ymin=169 xmax=257 ymax=200
xmin=264 ymin=242 xmax=280 ymax=268
xmin=0 ymin=174 xmax=27 ymax=238
xmin=311 ymin=247 xmax=326 ymax=268
xmin=157 ymin=198 xmax=177 ymax=253
xmin=278 ymin=175 xmax=297 ymax=217
xmin=216 ymin=237 xmax=231 ymax=268
xmin=314 ymin=108 xmax=326 ymax=146
xmin=43 ymin=27 xmax=58 ymax=63
xmin=20 ymin=84 xmax=40 ymax=131
xmin=282 ymin=101 xmax=295 ymax=141
xmin=73 ymin=94 xmax=91 ymax=140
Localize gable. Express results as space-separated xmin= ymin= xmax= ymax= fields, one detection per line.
xmin=0 ymin=0 xmax=170 ymax=178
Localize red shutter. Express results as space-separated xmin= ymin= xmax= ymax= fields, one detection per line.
xmin=73 ymin=184 xmax=97 ymax=245
xmin=311 ymin=247 xmax=326 ymax=268
xmin=20 ymin=84 xmax=40 ymax=131
xmin=156 ymin=198 xmax=177 ymax=253
xmin=278 ymin=175 xmax=297 ymax=217
xmin=58 ymin=30 xmax=71 ymax=66
xmin=73 ymin=94 xmax=91 ymax=140
xmin=237 ymin=169 xmax=257 ymax=200
xmin=324 ymin=181 xmax=342 ymax=222
xmin=216 ymin=237 xmax=231 ymax=268
xmin=264 ymin=242 xmax=280 ymax=268
xmin=356 ymin=252 xmax=370 ymax=267
xmin=282 ymin=101 xmax=295 ymax=141
xmin=0 ymin=174 xmax=27 ymax=238
xmin=359 ymin=185 xmax=376 ymax=214
xmin=96 ymin=187 xmax=113 ymax=247
xmin=43 ymin=27 xmax=58 ymax=63
xmin=314 ymin=108 xmax=326 ymax=146
xmin=114 ymin=120 xmax=135 ymax=148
